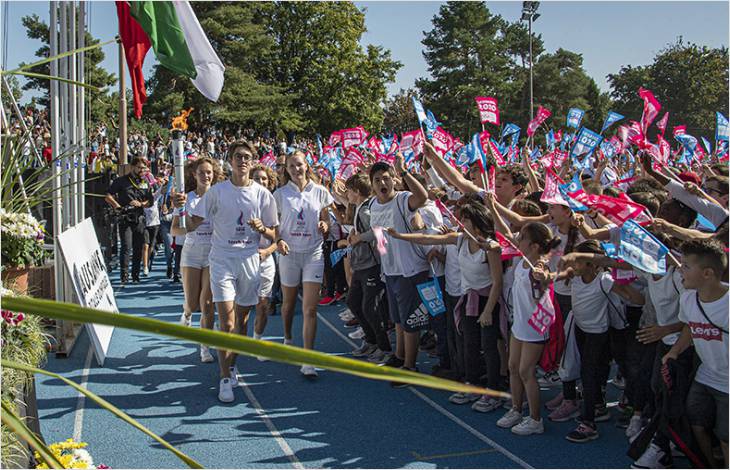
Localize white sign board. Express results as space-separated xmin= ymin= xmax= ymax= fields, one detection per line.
xmin=57 ymin=218 xmax=116 ymax=365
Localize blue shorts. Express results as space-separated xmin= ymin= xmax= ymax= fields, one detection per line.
xmin=385 ymin=271 xmax=431 ymax=333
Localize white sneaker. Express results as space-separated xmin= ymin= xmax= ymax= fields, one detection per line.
xmin=229 ymin=366 xmax=240 ymax=387
xmin=497 ymin=409 xmax=523 ymax=428
xmin=143 ymin=266 xmax=149 ymax=276
xmin=339 ymin=311 xmax=355 ymax=321
xmin=631 ymin=443 xmax=671 ymax=469
xmin=348 ymin=327 xmax=365 ymax=340
xmin=179 ymin=312 xmax=192 ymax=327
xmin=626 ymin=415 xmax=643 ymax=440
xmin=218 ymin=378 xmax=234 ymax=402
xmin=511 ymin=416 xmax=545 ymax=436
xmin=284 ymin=338 xmax=294 ymax=346
xmin=300 ymin=365 xmax=318 ymax=378
xmin=537 ymin=370 xmax=561 ymax=387
xmin=200 ymin=346 xmax=214 ymax=363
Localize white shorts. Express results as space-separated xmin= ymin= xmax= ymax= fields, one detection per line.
xmin=209 ymin=251 xmax=261 ymax=306
xmin=279 ymin=249 xmax=324 ymax=287
xmin=258 ymin=255 xmax=276 ymax=298
xmin=180 ymin=243 xmax=211 ymax=269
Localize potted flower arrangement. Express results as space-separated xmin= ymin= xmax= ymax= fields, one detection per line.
xmin=34 ymin=439 xmax=108 ymax=469
xmin=0 ymin=209 xmax=47 ymax=294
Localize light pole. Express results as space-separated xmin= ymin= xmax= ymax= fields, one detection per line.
xmin=521 ymin=1 xmax=540 ymax=121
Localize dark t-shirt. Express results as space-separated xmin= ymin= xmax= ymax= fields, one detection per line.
xmin=108 ymin=174 xmax=153 ymax=215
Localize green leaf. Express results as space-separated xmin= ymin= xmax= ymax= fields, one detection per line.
xmin=0 ymin=401 xmax=64 ymax=469
xmin=3 ymin=296 xmax=506 ymax=397
xmin=5 ymin=71 xmax=100 ymax=91
xmin=2 ymin=39 xmax=116 ymax=75
xmin=1 ymin=360 xmax=202 ymax=469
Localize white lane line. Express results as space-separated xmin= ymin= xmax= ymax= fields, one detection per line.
xmin=239 ymin=377 xmax=305 ymax=470
xmin=317 ymin=312 xmax=533 ymax=469
xmin=73 ymin=346 xmax=94 ymax=442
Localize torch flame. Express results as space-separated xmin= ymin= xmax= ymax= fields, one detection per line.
xmin=171 ymin=108 xmax=193 ymax=131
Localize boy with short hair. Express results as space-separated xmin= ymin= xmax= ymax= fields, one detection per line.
xmin=663 ymin=239 xmax=728 ymax=468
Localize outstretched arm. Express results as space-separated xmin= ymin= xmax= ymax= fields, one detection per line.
xmin=423 ymin=142 xmax=482 ymax=195
xmin=386 ymin=228 xmax=459 ymax=246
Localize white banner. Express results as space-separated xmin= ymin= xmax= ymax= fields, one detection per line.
xmin=57 ymin=218 xmax=117 ymax=365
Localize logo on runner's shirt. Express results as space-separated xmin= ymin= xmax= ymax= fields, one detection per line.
xmin=237 ymin=211 xmax=245 ymax=226
xmin=297 ymin=208 xmax=305 ymax=221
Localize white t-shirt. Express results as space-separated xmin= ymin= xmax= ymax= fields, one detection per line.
xmin=635 ymin=266 xmax=684 ymax=345
xmin=369 ymin=191 xmax=429 ymax=278
xmin=191 ymin=180 xmax=278 ymax=258
xmin=419 ymin=200 xmax=445 ymax=277
xmin=678 ymin=290 xmax=728 ymax=393
xmin=273 ymin=181 xmax=333 ymax=253
xmin=458 ymin=235 xmax=492 ymax=291
xmin=184 ymin=191 xmax=213 ymax=246
xmin=144 ymin=197 xmax=160 ymax=227
xmin=548 ymin=223 xmax=584 ymax=297
xmin=511 ymin=261 xmax=547 ymax=342
xmin=571 ymin=272 xmax=614 ymax=334
xmin=444 ymin=244 xmax=462 ymax=297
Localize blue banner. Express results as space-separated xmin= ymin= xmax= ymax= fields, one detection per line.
xmin=560 ymin=132 xmax=572 ymax=151
xmin=716 ymin=112 xmax=729 ymax=142
xmin=558 ymin=174 xmax=589 ymax=212
xmin=570 ymin=127 xmax=602 ymax=161
xmin=546 ymin=129 xmax=555 ymax=150
xmin=416 ymin=278 xmax=446 ymax=317
xmin=530 ymin=147 xmax=542 ymax=161
xmin=501 ymin=123 xmax=520 ymax=141
xmin=566 ymin=108 xmax=585 ymax=129
xmin=601 ymin=242 xmax=619 ymax=259
xmin=619 ymin=220 xmax=669 ymax=274
xmin=600 ymin=140 xmax=617 ymax=159
xmin=424 ymin=110 xmax=441 ymax=139
xmin=601 ymin=111 xmax=625 ymax=134
xmin=701 ymin=137 xmax=712 ymax=156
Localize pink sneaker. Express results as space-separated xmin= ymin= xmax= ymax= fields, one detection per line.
xmin=548 ymin=399 xmax=580 ymax=422
xmin=545 ymin=391 xmax=564 ymax=411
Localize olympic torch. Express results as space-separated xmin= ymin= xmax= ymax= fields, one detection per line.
xmin=171 ymin=108 xmax=193 ymax=229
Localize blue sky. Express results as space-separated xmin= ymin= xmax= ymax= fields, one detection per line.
xmin=3 ymin=1 xmax=728 ymax=104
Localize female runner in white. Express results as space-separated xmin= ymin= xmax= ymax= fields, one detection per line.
xmin=172 ymin=157 xmax=223 ymax=363
xmin=273 ymin=150 xmax=334 ymax=377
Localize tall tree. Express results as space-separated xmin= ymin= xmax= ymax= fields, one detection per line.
xmin=382 ymin=88 xmax=421 ymax=134
xmin=19 ymin=12 xmax=116 ymax=124
xmin=608 ymin=40 xmax=729 ymax=137
xmin=416 ymin=2 xmax=544 ymax=139
xmin=265 ymin=2 xmax=401 ymax=134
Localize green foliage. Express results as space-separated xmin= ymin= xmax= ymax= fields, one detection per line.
xmin=608 ymin=40 xmax=729 ymax=136
xmin=145 ymin=2 xmax=401 ymax=135
xmin=383 ymin=88 xmax=421 ymax=134
xmin=416 ymin=2 xmax=612 ymax=140
xmin=19 ymin=12 xmax=116 ymax=125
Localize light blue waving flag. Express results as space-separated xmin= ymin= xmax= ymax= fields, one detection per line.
xmin=330 ymin=247 xmax=351 ymax=267
xmin=570 ymin=127 xmax=602 ymax=161
xmin=601 ymin=242 xmax=619 ymax=259
xmin=412 ymin=97 xmax=427 ymax=125
xmin=416 ymin=278 xmax=446 ymax=317
xmin=601 ymin=111 xmax=625 ymax=134
xmin=567 ymin=108 xmax=585 ymax=129
xmin=716 ymin=112 xmax=729 ymax=142
xmin=619 ymin=220 xmax=668 ymax=275
xmin=701 ymin=137 xmax=712 ymax=156
xmin=424 ymin=110 xmax=441 ymax=139
xmin=501 ymin=123 xmax=520 ymax=141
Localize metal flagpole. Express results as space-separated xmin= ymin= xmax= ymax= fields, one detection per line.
xmin=2 ymin=75 xmax=44 ymax=167
xmin=59 ymin=2 xmax=70 ymax=230
xmin=69 ymin=1 xmax=78 ymax=225
xmin=50 ymin=1 xmax=65 ymax=302
xmin=77 ymin=0 xmax=86 ymax=221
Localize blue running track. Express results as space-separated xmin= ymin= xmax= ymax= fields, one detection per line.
xmin=36 ymin=257 xmax=642 ymax=468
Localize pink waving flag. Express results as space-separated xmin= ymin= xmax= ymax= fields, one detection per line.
xmin=638 ymin=87 xmax=661 ymax=135
xmin=627 ymin=120 xmax=648 ymax=149
xmin=487 ymin=138 xmax=506 ymax=166
xmin=526 ymin=106 xmax=552 ymax=137
xmin=475 ymin=96 xmax=500 ymax=125
xmin=400 ymin=130 xmax=424 ymax=156
xmin=372 ymin=226 xmax=388 ymax=256
xmin=432 ymin=126 xmax=454 ymax=157
xmin=673 ymin=125 xmax=686 ymax=137
xmin=328 ymin=131 xmax=342 ymax=147
xmin=341 ymin=126 xmax=369 ymax=149
xmin=337 ymin=147 xmax=365 ymax=181
xmin=528 ymin=283 xmax=556 ymax=335
xmin=583 ymin=193 xmax=651 ymax=226
xmin=540 ymin=169 xmax=567 ymax=205
xmin=656 ymin=112 xmax=669 ymax=137
xmin=495 ymin=231 xmax=522 ymax=261
xmin=260 ymin=149 xmax=276 ymax=168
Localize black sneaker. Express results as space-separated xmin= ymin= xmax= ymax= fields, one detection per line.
xmin=132 ymin=276 xmax=141 ymax=284
xmin=566 ymin=421 xmax=599 ymax=443
xmin=166 ymin=266 xmax=173 ymax=279
xmin=380 ymin=354 xmax=404 ymax=368
xmin=172 ymin=274 xmax=181 ymax=283
xmin=391 ymin=366 xmax=418 ymax=388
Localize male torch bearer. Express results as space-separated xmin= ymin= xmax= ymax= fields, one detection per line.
xmin=172 ymin=129 xmax=186 ymax=230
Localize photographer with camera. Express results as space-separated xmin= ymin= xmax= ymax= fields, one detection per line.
xmin=105 ymin=157 xmax=154 ymax=285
